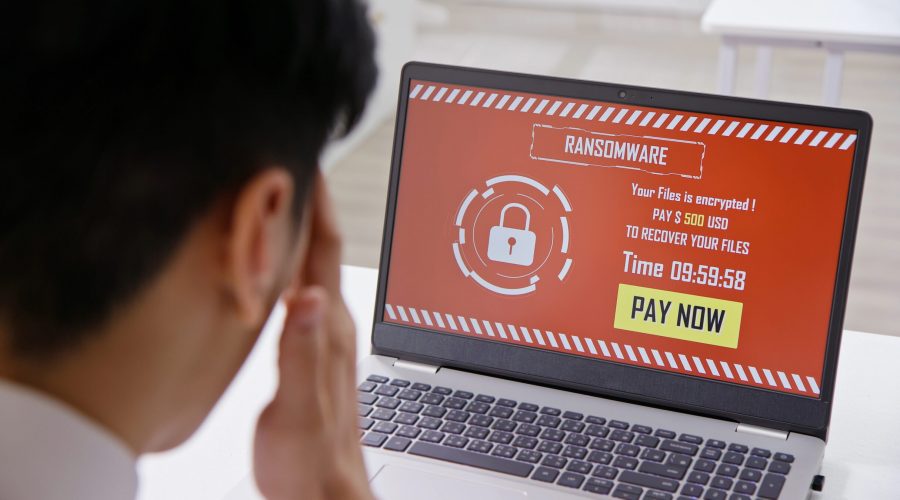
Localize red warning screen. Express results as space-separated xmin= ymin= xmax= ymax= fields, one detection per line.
xmin=384 ymin=79 xmax=858 ymax=397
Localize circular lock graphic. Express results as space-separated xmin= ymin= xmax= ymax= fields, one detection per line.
xmin=452 ymin=175 xmax=574 ymax=295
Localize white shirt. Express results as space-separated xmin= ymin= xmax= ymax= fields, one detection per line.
xmin=0 ymin=378 xmax=137 ymax=500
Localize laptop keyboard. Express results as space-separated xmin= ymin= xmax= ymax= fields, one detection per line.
xmin=358 ymin=374 xmax=794 ymax=500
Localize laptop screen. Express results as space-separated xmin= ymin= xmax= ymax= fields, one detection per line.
xmin=382 ymin=78 xmax=858 ymax=399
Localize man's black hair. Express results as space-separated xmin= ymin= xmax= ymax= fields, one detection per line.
xmin=0 ymin=0 xmax=377 ymax=357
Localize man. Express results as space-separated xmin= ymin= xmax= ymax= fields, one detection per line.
xmin=0 ymin=1 xmax=377 ymax=499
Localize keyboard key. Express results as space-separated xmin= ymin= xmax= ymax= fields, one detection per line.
xmin=512 ymin=410 xmax=537 ymax=423
xmin=609 ymin=420 xmax=630 ymax=429
xmin=751 ymin=448 xmax=771 ymax=458
xmin=489 ymin=406 xmax=514 ymax=419
xmin=564 ymin=433 xmax=590 ymax=447
xmin=587 ymin=451 xmax=613 ymax=465
xmin=398 ymin=401 xmax=423 ymax=414
xmin=638 ymin=461 xmax=688 ymax=480
xmin=538 ymin=441 xmax=563 ymax=454
xmin=679 ymin=434 xmax=704 ymax=445
xmin=441 ymin=421 xmax=465 ymax=435
xmin=610 ymin=430 xmax=635 ymax=443
xmin=444 ymin=435 xmax=469 ymax=448
xmin=644 ymin=491 xmax=673 ymax=500
xmin=612 ymin=483 xmax=643 ymax=499
xmin=432 ymin=386 xmax=452 ymax=395
xmin=566 ymin=460 xmax=592 ymax=474
xmin=397 ymin=389 xmax=422 ymax=401
xmin=701 ymin=448 xmax=722 ymax=460
xmin=592 ymin=465 xmax=619 ymax=479
xmin=408 ymin=441 xmax=534 ymax=477
xmin=389 ymin=379 xmax=410 ymax=387
xmin=730 ymin=494 xmax=751 ymax=500
xmin=518 ymin=402 xmax=539 ymax=412
xmin=706 ymin=439 xmax=726 ymax=449
xmin=757 ymin=473 xmax=786 ymax=499
xmin=359 ymin=417 xmax=374 ymax=430
xmin=463 ymin=426 xmax=489 ymax=440
xmin=492 ymin=419 xmax=517 ymax=432
xmin=540 ymin=427 xmax=565 ymax=442
xmin=636 ymin=434 xmax=660 ymax=448
xmin=640 ymin=448 xmax=666 ymax=462
xmin=417 ymin=416 xmax=441 ymax=430
xmin=373 ymin=421 xmax=397 ymax=434
xmin=661 ymin=440 xmax=698 ymax=456
xmin=734 ymin=480 xmax=756 ymax=495
xmin=681 ymin=483 xmax=704 ymax=497
xmin=615 ymin=443 xmax=640 ymax=457
xmin=619 ymin=470 xmax=679 ymax=492
xmin=366 ymin=374 xmax=389 ymax=383
xmin=496 ymin=398 xmax=517 ymax=407
xmin=375 ymin=397 xmax=400 ymax=410
xmin=371 ymin=408 xmax=396 ymax=421
xmin=540 ymin=406 xmax=561 ymax=416
xmin=491 ymin=444 xmax=517 ymax=459
xmin=395 ymin=413 xmax=418 ymax=425
xmin=465 ymin=401 xmax=490 ymax=414
xmin=716 ymin=464 xmax=739 ymax=478
xmin=739 ymin=468 xmax=762 ymax=482
xmin=358 ymin=404 xmax=372 ymax=417
xmin=687 ymin=471 xmax=710 ymax=485
xmin=453 ymin=390 xmax=474 ymax=399
xmin=561 ymin=419 xmax=586 ymax=433
xmin=537 ymin=415 xmax=562 ymax=428
xmin=586 ymin=415 xmax=607 ymax=425
xmin=422 ymin=405 xmax=446 ymax=418
xmin=384 ymin=436 xmax=411 ymax=452
xmin=532 ymin=466 xmax=559 ymax=483
xmin=586 ymin=424 xmax=610 ymax=438
xmin=612 ymin=455 xmax=638 ymax=470
xmin=488 ymin=430 xmax=514 ymax=444
xmin=693 ymin=459 xmax=716 ymax=472
xmin=655 ymin=429 xmax=676 ymax=439
xmin=583 ymin=477 xmax=613 ymax=495
xmin=666 ymin=453 xmax=692 ymax=468
xmin=558 ymin=471 xmax=585 ymax=488
xmin=467 ymin=440 xmax=493 ymax=454
xmin=542 ymin=454 xmax=567 ymax=468
xmin=469 ymin=414 xmax=493 ymax=428
xmin=703 ymin=489 xmax=726 ymax=500
xmin=589 ymin=438 xmax=615 ymax=451
xmin=722 ymin=452 xmax=744 ymax=465
xmin=411 ymin=382 xmax=431 ymax=392
xmin=445 ymin=410 xmax=470 ymax=422
xmin=516 ymin=423 xmax=541 ymax=437
xmin=773 ymin=452 xmax=794 ymax=463
xmin=563 ymin=445 xmax=588 ymax=460
xmin=727 ymin=443 xmax=748 ymax=453
xmin=563 ymin=411 xmax=584 ymax=421
xmin=420 ymin=430 xmax=445 ymax=443
xmin=374 ymin=385 xmax=398 ymax=397
xmin=397 ymin=425 xmax=420 ymax=438
xmin=768 ymin=461 xmax=791 ymax=475
xmin=515 ymin=449 xmax=542 ymax=464
xmin=361 ymin=432 xmax=387 ymax=447
xmin=358 ymin=381 xmax=377 ymax=392
xmin=474 ymin=394 xmax=495 ymax=403
xmin=420 ymin=393 xmax=444 ymax=405
xmin=631 ymin=424 xmax=653 ymax=435
xmin=443 ymin=397 xmax=467 ymax=410
xmin=358 ymin=392 xmax=378 ymax=405
xmin=512 ymin=435 xmax=538 ymax=449
xmin=710 ymin=475 xmax=732 ymax=490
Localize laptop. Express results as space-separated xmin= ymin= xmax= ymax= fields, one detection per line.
xmin=357 ymin=62 xmax=871 ymax=500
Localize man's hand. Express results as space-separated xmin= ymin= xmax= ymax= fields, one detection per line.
xmin=253 ymin=175 xmax=373 ymax=500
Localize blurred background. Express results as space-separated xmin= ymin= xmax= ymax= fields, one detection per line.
xmin=322 ymin=0 xmax=900 ymax=337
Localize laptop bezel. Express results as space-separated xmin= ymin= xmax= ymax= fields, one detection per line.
xmin=370 ymin=62 xmax=871 ymax=440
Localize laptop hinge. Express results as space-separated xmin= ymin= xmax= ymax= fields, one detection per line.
xmin=735 ymin=423 xmax=789 ymax=441
xmin=392 ymin=359 xmax=441 ymax=375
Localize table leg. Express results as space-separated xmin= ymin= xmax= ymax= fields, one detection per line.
xmin=754 ymin=46 xmax=773 ymax=98
xmin=823 ymin=49 xmax=844 ymax=106
xmin=716 ymin=39 xmax=738 ymax=95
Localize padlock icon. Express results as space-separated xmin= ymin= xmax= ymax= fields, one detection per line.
xmin=487 ymin=203 xmax=537 ymax=266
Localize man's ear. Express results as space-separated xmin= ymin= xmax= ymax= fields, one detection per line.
xmin=224 ymin=168 xmax=296 ymax=326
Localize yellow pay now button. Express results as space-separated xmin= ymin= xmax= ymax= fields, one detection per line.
xmin=614 ymin=284 xmax=743 ymax=348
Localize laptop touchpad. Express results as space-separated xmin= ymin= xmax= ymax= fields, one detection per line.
xmin=371 ymin=464 xmax=528 ymax=500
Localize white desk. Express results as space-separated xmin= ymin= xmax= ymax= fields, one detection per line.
xmin=702 ymin=0 xmax=900 ymax=105
xmin=137 ymin=265 xmax=900 ymax=500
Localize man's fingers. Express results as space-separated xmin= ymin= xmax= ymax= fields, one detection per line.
xmin=272 ymin=286 xmax=328 ymax=417
xmin=303 ymin=173 xmax=343 ymax=294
